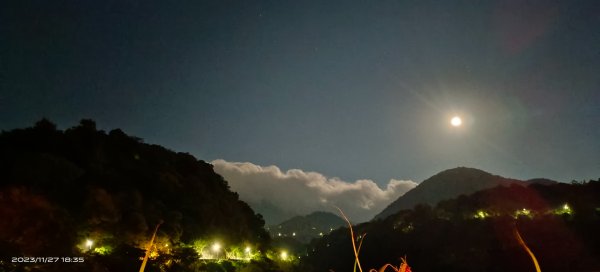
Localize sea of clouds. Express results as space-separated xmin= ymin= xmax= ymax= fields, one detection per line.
xmin=212 ymin=159 xmax=417 ymax=223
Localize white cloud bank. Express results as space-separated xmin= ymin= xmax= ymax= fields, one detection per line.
xmin=212 ymin=159 xmax=417 ymax=223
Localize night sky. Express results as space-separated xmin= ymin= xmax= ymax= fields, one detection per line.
xmin=2 ymin=0 xmax=599 ymax=185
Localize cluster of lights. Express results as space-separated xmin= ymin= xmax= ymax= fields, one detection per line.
xmin=194 ymin=240 xmax=294 ymax=262
xmin=193 ymin=241 xmax=260 ymax=261
xmin=469 ymin=204 xmax=575 ymax=219
xmin=513 ymin=208 xmax=533 ymax=219
xmin=553 ymin=204 xmax=573 ymax=216
xmin=470 ymin=204 xmax=576 ymax=220
xmin=80 ymin=237 xmax=264 ymax=261
xmin=78 ymin=234 xmax=310 ymax=263
xmin=273 ymin=227 xmax=335 ymax=238
xmin=474 ymin=210 xmax=490 ymax=219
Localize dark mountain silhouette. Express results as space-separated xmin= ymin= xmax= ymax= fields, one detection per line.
xmin=374 ymin=167 xmax=524 ymax=220
xmin=0 ymin=119 xmax=269 ymax=264
xmin=250 ymin=200 xmax=298 ymax=226
xmin=526 ymin=178 xmax=559 ymax=185
xmin=303 ymin=178 xmax=600 ymax=272
xmin=269 ymin=211 xmax=345 ymax=243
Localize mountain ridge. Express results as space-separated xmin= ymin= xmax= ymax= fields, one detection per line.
xmin=269 ymin=211 xmax=346 ymax=243
xmin=0 ymin=119 xmax=269 ymax=256
xmin=374 ymin=167 xmax=525 ymax=220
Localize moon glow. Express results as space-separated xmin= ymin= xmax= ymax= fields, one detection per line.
xmin=451 ymin=116 xmax=462 ymax=127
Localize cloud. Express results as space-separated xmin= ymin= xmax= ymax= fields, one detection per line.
xmin=212 ymin=159 xmax=417 ymax=223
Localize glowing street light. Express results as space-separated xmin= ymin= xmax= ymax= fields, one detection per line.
xmin=85 ymin=239 xmax=94 ymax=250
xmin=555 ymin=203 xmax=573 ymax=215
xmin=212 ymin=242 xmax=221 ymax=252
xmin=211 ymin=242 xmax=222 ymax=259
xmin=244 ymin=246 xmax=251 ymax=254
xmin=280 ymin=250 xmax=288 ymax=260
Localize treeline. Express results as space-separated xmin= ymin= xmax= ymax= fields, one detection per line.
xmin=0 ymin=119 xmax=271 ymax=271
xmin=302 ymin=180 xmax=600 ymax=272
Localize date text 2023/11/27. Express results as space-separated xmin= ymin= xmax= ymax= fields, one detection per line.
xmin=12 ymin=257 xmax=84 ymax=263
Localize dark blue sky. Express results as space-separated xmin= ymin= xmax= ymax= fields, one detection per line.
xmin=2 ymin=0 xmax=599 ymax=184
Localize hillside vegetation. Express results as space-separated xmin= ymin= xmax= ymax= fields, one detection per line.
xmin=375 ymin=167 xmax=524 ymax=220
xmin=303 ymin=179 xmax=600 ymax=271
xmin=0 ymin=119 xmax=281 ymax=271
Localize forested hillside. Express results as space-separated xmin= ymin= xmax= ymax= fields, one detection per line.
xmin=0 ymin=119 xmax=275 ymax=271
xmin=304 ymin=180 xmax=600 ymax=272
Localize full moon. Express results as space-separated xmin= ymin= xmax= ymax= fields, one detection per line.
xmin=451 ymin=116 xmax=462 ymax=127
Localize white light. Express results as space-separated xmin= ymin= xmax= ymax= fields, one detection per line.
xmin=280 ymin=251 xmax=288 ymax=260
xmin=292 ymin=232 xmax=296 ymax=236
xmin=212 ymin=242 xmax=221 ymax=252
xmin=245 ymin=246 xmax=251 ymax=254
xmin=85 ymin=239 xmax=94 ymax=249
xmin=451 ymin=116 xmax=462 ymax=127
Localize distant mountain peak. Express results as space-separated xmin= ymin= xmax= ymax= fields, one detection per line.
xmin=436 ymin=166 xmax=490 ymax=174
xmin=526 ymin=178 xmax=559 ymax=185
xmin=268 ymin=211 xmax=345 ymax=243
xmin=373 ymin=167 xmax=524 ymax=220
